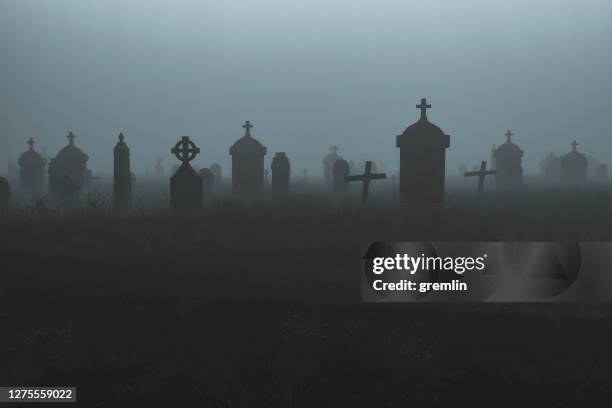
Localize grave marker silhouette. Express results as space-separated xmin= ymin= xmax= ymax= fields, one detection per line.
xmin=561 ymin=141 xmax=587 ymax=186
xmin=345 ymin=161 xmax=387 ymax=204
xmin=170 ymin=136 xmax=203 ymax=212
xmin=198 ymin=167 xmax=215 ymax=200
xmin=113 ymin=133 xmax=131 ymax=211
xmin=18 ymin=138 xmax=47 ymax=198
xmin=271 ymin=152 xmax=290 ymax=194
xmin=333 ymin=159 xmax=350 ymax=193
xmin=464 ymin=160 xmax=497 ymax=196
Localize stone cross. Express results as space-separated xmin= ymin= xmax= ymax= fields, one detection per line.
xmin=464 ymin=160 xmax=497 ymax=196
xmin=28 ymin=138 xmax=35 ymax=150
xmin=330 ymin=145 xmax=338 ymax=155
xmin=345 ymin=161 xmax=387 ymax=204
xmin=416 ymin=98 xmax=432 ymax=119
xmin=67 ymin=131 xmax=76 ymax=145
xmin=505 ymin=130 xmax=514 ymax=142
xmin=172 ymin=136 xmax=200 ymax=163
xmin=571 ymin=140 xmax=579 ymax=151
xmin=243 ymin=120 xmax=253 ymax=137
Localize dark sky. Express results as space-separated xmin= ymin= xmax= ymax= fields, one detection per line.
xmin=1 ymin=0 xmax=611 ymax=176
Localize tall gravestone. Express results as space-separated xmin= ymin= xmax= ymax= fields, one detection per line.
xmin=561 ymin=141 xmax=587 ymax=186
xmin=396 ymin=98 xmax=450 ymax=206
xmin=113 ymin=133 xmax=131 ymax=211
xmin=494 ymin=130 xmax=523 ymax=189
xmin=271 ymin=152 xmax=290 ymax=194
xmin=333 ymin=159 xmax=350 ymax=193
xmin=198 ymin=168 xmax=215 ymax=201
xmin=49 ymin=131 xmax=89 ymax=207
xmin=210 ymin=163 xmax=222 ymax=187
xmin=229 ymin=121 xmax=267 ymax=199
xmin=18 ymin=138 xmax=47 ymax=198
xmin=0 ymin=177 xmax=10 ymax=208
xmin=170 ymin=136 xmax=203 ymax=212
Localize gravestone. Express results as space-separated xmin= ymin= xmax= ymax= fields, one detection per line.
xmin=333 ymin=159 xmax=350 ymax=193
xmin=464 ymin=161 xmax=497 ymax=196
xmin=345 ymin=161 xmax=387 ymax=204
xmin=494 ymin=130 xmax=523 ymax=189
xmin=170 ymin=136 xmax=203 ymax=212
xmin=561 ymin=141 xmax=587 ymax=186
xmin=18 ymin=138 xmax=47 ymax=198
xmin=229 ymin=121 xmax=267 ymax=199
xmin=210 ymin=163 xmax=222 ymax=187
xmin=540 ymin=152 xmax=562 ymax=183
xmin=322 ymin=146 xmax=342 ymax=187
xmin=396 ymin=98 xmax=450 ymax=206
xmin=154 ymin=155 xmax=165 ymax=180
xmin=597 ymin=163 xmax=608 ymax=182
xmin=48 ymin=131 xmax=90 ymax=207
xmin=271 ymin=152 xmax=290 ymax=194
xmin=113 ymin=133 xmax=131 ymax=211
xmin=198 ymin=168 xmax=215 ymax=200
xmin=0 ymin=177 xmax=10 ymax=208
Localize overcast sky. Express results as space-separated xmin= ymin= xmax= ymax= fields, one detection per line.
xmin=1 ymin=0 xmax=611 ymax=176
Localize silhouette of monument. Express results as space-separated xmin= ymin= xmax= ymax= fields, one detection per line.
xmin=198 ymin=167 xmax=215 ymax=201
xmin=396 ymin=98 xmax=450 ymax=206
xmin=0 ymin=177 xmax=10 ymax=208
xmin=494 ymin=130 xmax=523 ymax=189
xmin=18 ymin=138 xmax=47 ymax=198
xmin=170 ymin=136 xmax=203 ymax=212
xmin=210 ymin=163 xmax=222 ymax=187
xmin=561 ymin=141 xmax=587 ymax=186
xmin=540 ymin=152 xmax=562 ymax=183
xmin=345 ymin=161 xmax=387 ymax=204
xmin=333 ymin=159 xmax=350 ymax=193
xmin=113 ymin=133 xmax=131 ymax=211
xmin=597 ymin=163 xmax=608 ymax=182
xmin=49 ymin=131 xmax=89 ymax=206
xmin=271 ymin=152 xmax=290 ymax=194
xmin=464 ymin=161 xmax=497 ymax=196
xmin=322 ymin=146 xmax=342 ymax=187
xmin=154 ymin=155 xmax=165 ymax=180
xmin=229 ymin=121 xmax=267 ymax=199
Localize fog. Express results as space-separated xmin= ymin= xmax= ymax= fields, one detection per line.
xmin=1 ymin=0 xmax=611 ymax=176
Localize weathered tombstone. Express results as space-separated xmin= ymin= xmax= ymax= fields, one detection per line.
xmin=494 ymin=130 xmax=523 ymax=189
xmin=113 ymin=133 xmax=131 ymax=211
xmin=464 ymin=160 xmax=497 ymax=196
xmin=0 ymin=177 xmax=10 ymax=208
xmin=271 ymin=152 xmax=290 ymax=194
xmin=333 ymin=159 xmax=350 ymax=193
xmin=597 ymin=163 xmax=608 ymax=182
xmin=170 ymin=136 xmax=203 ymax=212
xmin=210 ymin=163 xmax=222 ymax=186
xmin=345 ymin=161 xmax=387 ymax=204
xmin=18 ymin=138 xmax=47 ymax=198
xmin=322 ymin=146 xmax=342 ymax=187
xmin=49 ymin=131 xmax=90 ymax=207
xmin=198 ymin=168 xmax=215 ymax=200
xmin=396 ymin=98 xmax=450 ymax=206
xmin=229 ymin=120 xmax=267 ymax=199
xmin=561 ymin=141 xmax=587 ymax=186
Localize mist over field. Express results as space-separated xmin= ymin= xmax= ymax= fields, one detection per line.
xmin=1 ymin=0 xmax=611 ymax=175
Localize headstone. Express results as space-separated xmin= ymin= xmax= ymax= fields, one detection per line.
xmin=210 ymin=163 xmax=222 ymax=186
xmin=396 ymin=98 xmax=450 ymax=206
xmin=345 ymin=161 xmax=387 ymax=204
xmin=154 ymin=155 xmax=165 ymax=180
xmin=229 ymin=120 xmax=267 ymax=199
xmin=271 ymin=152 xmax=290 ymax=194
xmin=333 ymin=159 xmax=350 ymax=193
xmin=0 ymin=177 xmax=10 ymax=208
xmin=597 ymin=163 xmax=608 ymax=182
xmin=494 ymin=130 xmax=523 ymax=189
xmin=18 ymin=138 xmax=47 ymax=198
xmin=322 ymin=146 xmax=342 ymax=186
xmin=540 ymin=152 xmax=562 ymax=183
xmin=464 ymin=160 xmax=497 ymax=196
xmin=198 ymin=167 xmax=215 ymax=200
xmin=113 ymin=133 xmax=131 ymax=211
xmin=561 ymin=141 xmax=587 ymax=186
xmin=48 ymin=131 xmax=90 ymax=206
xmin=170 ymin=136 xmax=203 ymax=212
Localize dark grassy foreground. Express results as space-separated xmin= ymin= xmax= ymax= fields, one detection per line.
xmin=2 ymin=189 xmax=612 ymax=407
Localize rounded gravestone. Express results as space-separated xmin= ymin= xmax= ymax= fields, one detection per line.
xmin=0 ymin=177 xmax=10 ymax=208
xmin=271 ymin=152 xmax=290 ymax=194
xmin=210 ymin=163 xmax=222 ymax=186
xmin=333 ymin=159 xmax=349 ymax=193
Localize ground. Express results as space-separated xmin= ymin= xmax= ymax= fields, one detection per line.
xmin=1 ymin=188 xmax=612 ymax=407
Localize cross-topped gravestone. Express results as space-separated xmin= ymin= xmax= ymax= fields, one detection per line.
xmin=345 ymin=161 xmax=387 ymax=204
xmin=464 ymin=160 xmax=497 ymax=196
xmin=113 ymin=132 xmax=131 ymax=211
xmin=170 ymin=136 xmax=203 ymax=212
